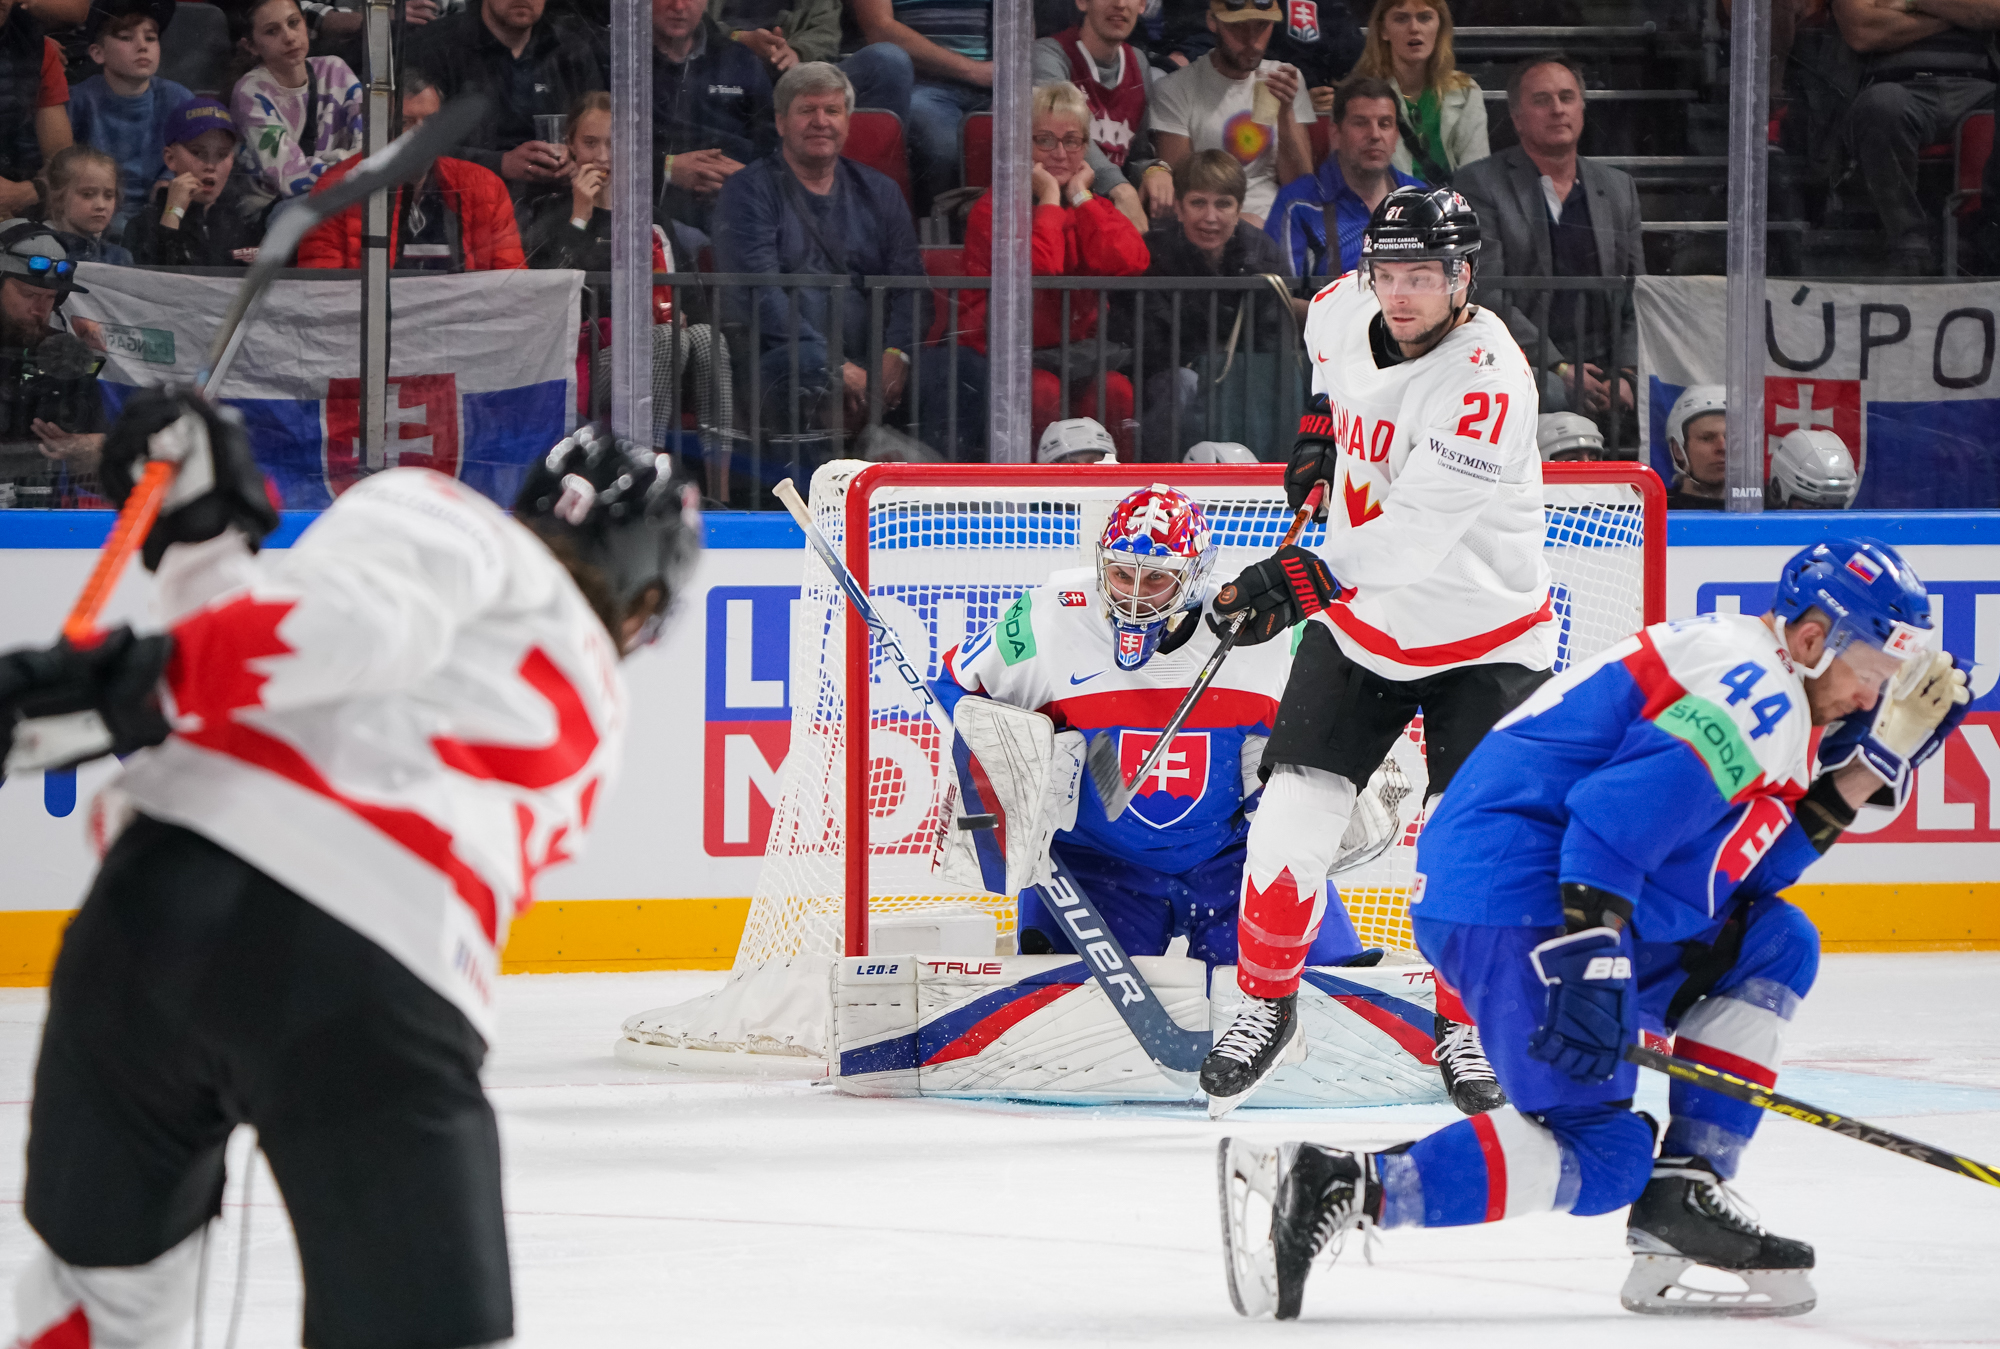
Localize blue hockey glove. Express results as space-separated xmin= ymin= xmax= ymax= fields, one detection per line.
xmin=1525 ymin=926 xmax=1635 ymax=1084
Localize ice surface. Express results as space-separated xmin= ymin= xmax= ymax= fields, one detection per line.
xmin=2 ymin=952 xmax=1995 ymax=1346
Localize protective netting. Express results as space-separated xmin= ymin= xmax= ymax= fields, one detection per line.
xmin=738 ymin=464 xmax=1655 ymax=968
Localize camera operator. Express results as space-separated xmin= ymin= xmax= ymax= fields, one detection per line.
xmin=1 ymin=220 xmax=106 ymax=506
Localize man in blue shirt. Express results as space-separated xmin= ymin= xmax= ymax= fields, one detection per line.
xmin=1266 ymin=75 xmax=1422 ymax=279
xmin=1217 ymin=539 xmax=1971 ymax=1322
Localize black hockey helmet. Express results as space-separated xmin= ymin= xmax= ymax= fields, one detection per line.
xmin=1360 ymin=187 xmax=1481 ymax=290
xmin=515 ymin=425 xmax=702 ymax=649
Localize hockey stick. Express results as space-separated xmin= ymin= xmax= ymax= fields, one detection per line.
xmin=1087 ymin=480 xmax=1327 ymax=822
xmin=1626 ymin=1044 xmax=2000 ymax=1188
xmin=773 ymin=476 xmax=1211 ymax=1089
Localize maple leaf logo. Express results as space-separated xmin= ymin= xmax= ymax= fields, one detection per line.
xmin=1343 ymin=476 xmax=1384 ymax=527
xmin=166 ymin=597 xmax=299 ymax=736
xmin=1468 ymin=346 xmax=1484 ymax=365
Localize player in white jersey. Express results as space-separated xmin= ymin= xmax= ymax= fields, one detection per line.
xmin=1198 ymin=186 xmax=1552 ymax=1118
xmin=1 ymin=391 xmax=699 ymax=1349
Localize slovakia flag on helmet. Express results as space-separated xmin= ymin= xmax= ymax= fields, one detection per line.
xmin=1845 ymin=551 xmax=1884 ymax=585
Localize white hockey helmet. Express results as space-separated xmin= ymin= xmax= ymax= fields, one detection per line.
xmin=1537 ymin=412 xmax=1604 ymax=462
xmin=1184 ymin=440 xmax=1258 ymax=464
xmin=1037 ymin=417 xmax=1118 ymax=464
xmin=1665 ymin=384 xmax=1727 ymax=476
xmin=1766 ymin=428 xmax=1860 ymax=509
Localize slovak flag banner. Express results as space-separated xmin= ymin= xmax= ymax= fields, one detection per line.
xmin=67 ymin=262 xmax=581 ymax=510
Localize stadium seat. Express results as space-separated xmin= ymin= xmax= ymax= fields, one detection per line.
xmin=921 ymin=245 xmax=967 ymax=345
xmin=1308 ymin=118 xmax=1331 ymax=169
xmin=845 ymin=109 xmax=913 ymax=208
xmin=962 ymin=112 xmax=993 ymax=191
xmin=1943 ymin=109 xmax=1995 ymax=275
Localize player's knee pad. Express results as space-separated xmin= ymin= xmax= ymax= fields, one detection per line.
xmin=1246 ymin=764 xmax=1353 ymax=889
xmin=14 ymin=1229 xmax=204 ymax=1349
xmin=1529 ymin=1104 xmax=1657 ymax=1217
xmin=1729 ymin=896 xmax=1820 ymax=1001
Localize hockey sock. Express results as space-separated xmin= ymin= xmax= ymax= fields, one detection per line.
xmin=1238 ymin=765 xmax=1353 ymax=998
xmin=14 ymin=1230 xmax=205 ymax=1349
xmin=1376 ymin=1105 xmax=1655 ymax=1228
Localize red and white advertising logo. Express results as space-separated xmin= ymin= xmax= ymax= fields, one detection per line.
xmin=324 ymin=373 xmax=462 ymax=498
xmin=1763 ymin=376 xmax=1863 ymax=478
xmin=1116 ymin=729 xmax=1212 ymax=829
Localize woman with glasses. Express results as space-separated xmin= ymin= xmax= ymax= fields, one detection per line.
xmin=960 ymin=81 xmax=1150 ymax=459
xmin=1350 ymin=0 xmax=1489 ymax=184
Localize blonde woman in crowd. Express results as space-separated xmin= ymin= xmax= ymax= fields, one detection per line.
xmin=1352 ymin=0 xmax=1489 ymax=184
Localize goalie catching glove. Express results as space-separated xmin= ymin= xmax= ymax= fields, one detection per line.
xmin=934 ymin=696 xmax=1085 ymax=897
xmin=1211 ymin=547 xmax=1341 ymax=647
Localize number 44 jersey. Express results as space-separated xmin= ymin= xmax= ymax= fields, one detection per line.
xmin=1301 ymin=275 xmax=1552 ymax=682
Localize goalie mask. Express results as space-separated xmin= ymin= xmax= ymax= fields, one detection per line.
xmin=1772 ymin=537 xmax=1932 ymax=686
xmin=1097 ymin=484 xmax=1216 ymax=672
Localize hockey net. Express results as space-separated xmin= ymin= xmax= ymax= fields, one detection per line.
xmin=739 ymin=460 xmax=1664 ymax=968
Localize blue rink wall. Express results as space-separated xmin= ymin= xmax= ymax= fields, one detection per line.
xmin=0 ymin=507 xmax=1996 ymax=984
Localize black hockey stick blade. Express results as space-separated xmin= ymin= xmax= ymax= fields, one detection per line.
xmin=1032 ymin=851 xmax=1209 ymax=1089
xmin=1626 ymin=1044 xmax=2000 ymax=1188
xmin=199 ymin=93 xmax=492 ymax=397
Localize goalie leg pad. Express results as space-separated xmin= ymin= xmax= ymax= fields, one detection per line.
xmin=14 ymin=1229 xmax=205 ymax=1349
xmin=937 ymin=697 xmax=1083 ymax=897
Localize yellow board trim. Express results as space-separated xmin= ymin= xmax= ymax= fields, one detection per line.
xmin=0 ymin=883 xmax=1994 ymax=987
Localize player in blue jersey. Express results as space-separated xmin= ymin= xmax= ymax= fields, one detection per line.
xmin=1216 ymin=537 xmax=1970 ymax=1321
xmin=932 ymin=484 xmax=1398 ymax=978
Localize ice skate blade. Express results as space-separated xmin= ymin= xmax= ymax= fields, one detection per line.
xmin=1204 ymin=1022 xmax=1309 ymax=1120
xmin=1619 ymin=1254 xmax=1816 ymax=1317
xmin=1217 ymin=1138 xmax=1280 ymax=1318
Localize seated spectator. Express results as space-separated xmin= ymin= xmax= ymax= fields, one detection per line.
xmin=1266 ymin=75 xmax=1420 ymax=277
xmin=0 ymin=220 xmax=104 ymax=495
xmin=1833 ymin=0 xmax=1996 ymax=274
xmin=39 ymin=144 xmax=133 ymax=263
xmin=716 ymin=62 xmax=986 ymax=465
xmin=847 ymin=0 xmax=991 ymax=213
xmin=1350 ymin=0 xmax=1487 ymax=183
xmin=1454 ymin=55 xmax=1643 ymax=428
xmin=1034 ymin=0 xmax=1167 ymax=230
xmin=1155 ymin=0 xmax=1362 ymax=115
xmin=1536 ymin=409 xmax=1603 ymax=462
xmin=297 ymin=70 xmax=524 ymax=269
xmin=963 ymin=81 xmax=1149 ymax=457
xmin=1766 ymin=428 xmax=1860 ymax=510
xmin=1150 ymin=0 xmax=1314 ymax=226
xmin=406 ymin=0 xmax=606 ymax=196
xmin=654 ymin=0 xmax=773 ymax=234
xmin=709 ymin=0 xmax=840 ymax=78
xmin=1663 ymin=384 xmax=1724 ymax=511
xmin=1138 ymin=148 xmax=1291 ymax=460
xmin=521 ymin=90 xmax=735 ymax=497
xmin=66 ymin=0 xmax=189 ymax=239
xmin=123 ymin=97 xmax=266 ymax=265
xmin=1038 ymin=414 xmax=1118 ymax=463
xmin=230 ymin=0 xmax=363 ymax=203
xmin=1 ymin=0 xmax=75 ymax=220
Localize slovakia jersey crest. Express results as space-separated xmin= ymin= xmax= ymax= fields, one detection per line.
xmin=1117 ymin=729 xmax=1212 ymax=828
xmin=1710 ymin=795 xmax=1793 ymax=911
xmin=1287 ymin=0 xmax=1319 ymax=40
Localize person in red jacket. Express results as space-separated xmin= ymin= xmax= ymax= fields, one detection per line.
xmin=963 ymin=80 xmax=1150 ymax=458
xmin=296 ymin=69 xmax=525 ymax=271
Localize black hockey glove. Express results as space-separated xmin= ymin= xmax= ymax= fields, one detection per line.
xmin=1210 ymin=545 xmax=1341 ymax=646
xmin=101 ymin=387 xmax=279 ymax=571
xmin=1286 ymin=398 xmax=1339 ymax=520
xmin=0 ymin=627 xmax=174 ymax=783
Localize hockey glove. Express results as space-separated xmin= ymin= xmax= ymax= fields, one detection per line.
xmin=1525 ymin=921 xmax=1635 ymax=1085
xmin=1818 ymin=650 xmax=1970 ymax=800
xmin=0 ymin=627 xmax=173 ymax=783
xmin=1211 ymin=546 xmax=1341 ymax=647
xmin=101 ymin=387 xmax=279 ymax=571
xmin=1285 ymin=400 xmax=1339 ymax=519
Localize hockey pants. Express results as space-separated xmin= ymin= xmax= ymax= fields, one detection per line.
xmin=1019 ymin=836 xmax=1360 ymax=970
xmin=1369 ymin=896 xmax=1819 ymax=1229
xmin=1234 ymin=764 xmax=1365 ymax=997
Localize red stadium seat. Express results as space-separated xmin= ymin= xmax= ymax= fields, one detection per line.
xmin=962 ymin=111 xmax=993 ymax=190
xmin=1944 ymin=110 xmax=1994 ymax=274
xmin=844 ymin=109 xmax=913 ymax=208
xmin=921 ymin=245 xmax=967 ymax=345
xmin=1308 ymin=117 xmax=1331 ymax=169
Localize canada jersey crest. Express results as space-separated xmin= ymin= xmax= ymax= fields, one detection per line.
xmin=1116 ymin=729 xmax=1213 ymax=829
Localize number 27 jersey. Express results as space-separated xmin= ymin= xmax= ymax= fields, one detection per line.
xmin=1302 ymin=276 xmax=1552 ymax=681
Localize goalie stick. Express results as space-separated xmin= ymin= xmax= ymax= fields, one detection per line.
xmin=1626 ymin=1044 xmax=2000 ymax=1188
xmin=1088 ymin=480 xmax=1326 ymax=822
xmin=770 ymin=477 xmax=1210 ymax=1091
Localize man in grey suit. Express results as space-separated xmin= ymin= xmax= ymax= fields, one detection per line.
xmin=1453 ymin=56 xmax=1644 ymax=429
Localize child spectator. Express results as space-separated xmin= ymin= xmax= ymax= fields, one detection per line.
xmin=40 ymin=144 xmax=133 ymax=263
xmin=1 ymin=0 xmax=76 ymax=220
xmin=230 ymin=0 xmax=363 ymax=202
xmin=65 ymin=0 xmax=190 ymax=239
xmin=1350 ymin=0 xmax=1488 ymax=183
xmin=123 ymin=96 xmax=266 ymax=265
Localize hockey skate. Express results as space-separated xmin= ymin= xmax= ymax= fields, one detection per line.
xmin=1621 ymin=1156 xmax=1816 ymax=1317
xmin=1201 ymin=993 xmax=1306 ymax=1119
xmin=1216 ymin=1137 xmax=1281 ymax=1317
xmin=1432 ymin=1015 xmax=1507 ymax=1114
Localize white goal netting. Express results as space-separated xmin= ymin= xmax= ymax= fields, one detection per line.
xmin=739 ymin=460 xmax=1660 ymax=968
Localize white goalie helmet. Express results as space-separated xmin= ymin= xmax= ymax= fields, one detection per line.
xmin=1665 ymin=384 xmax=1727 ymax=476
xmin=1037 ymin=417 xmax=1118 ymax=464
xmin=1766 ymin=428 xmax=1860 ymax=509
xmin=1537 ymin=412 xmax=1604 ymax=462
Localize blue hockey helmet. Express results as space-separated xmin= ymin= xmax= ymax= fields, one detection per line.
xmin=1097 ymin=484 xmax=1216 ymax=671
xmin=1771 ymin=537 xmax=1932 ymax=682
